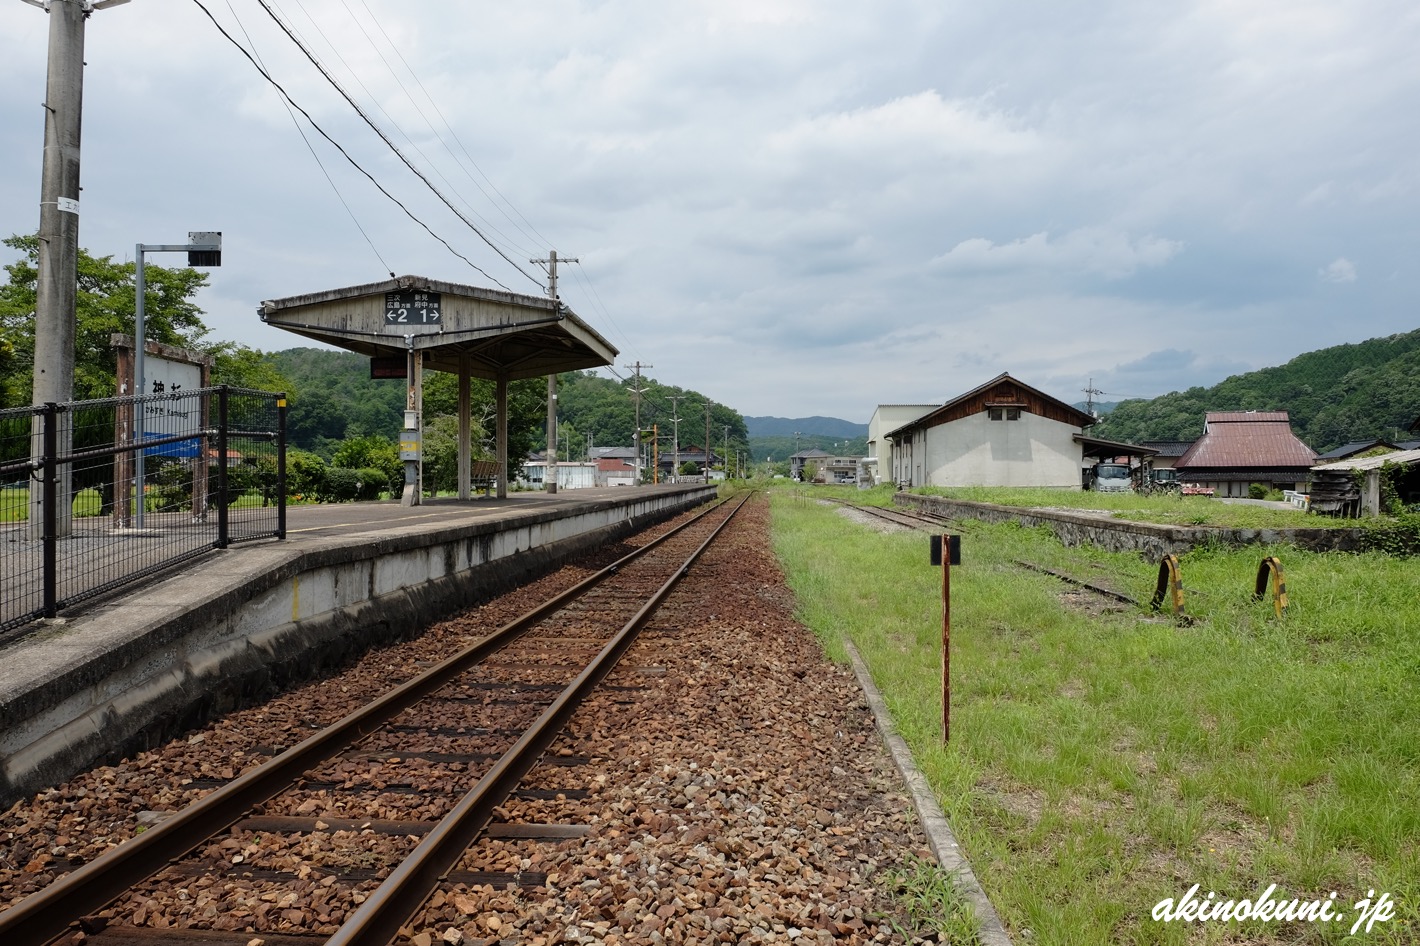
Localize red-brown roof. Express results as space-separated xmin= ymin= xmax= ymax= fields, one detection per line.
xmin=1175 ymin=412 xmax=1316 ymax=470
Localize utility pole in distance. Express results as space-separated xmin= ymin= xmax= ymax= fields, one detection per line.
xmin=629 ymin=361 xmax=652 ymax=485
xmin=531 ymin=249 xmax=577 ymax=492
xmin=25 ymin=0 xmax=131 ymax=538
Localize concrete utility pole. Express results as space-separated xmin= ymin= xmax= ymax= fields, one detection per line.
xmin=531 ymin=249 xmax=577 ymax=492
xmin=26 ymin=0 xmax=130 ymax=537
xmin=704 ymin=400 xmax=713 ymax=476
xmin=667 ymin=395 xmax=686 ymax=483
xmin=629 ymin=361 xmax=652 ymax=485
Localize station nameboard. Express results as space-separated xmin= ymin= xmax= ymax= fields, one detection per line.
xmin=385 ymin=289 xmax=441 ymax=327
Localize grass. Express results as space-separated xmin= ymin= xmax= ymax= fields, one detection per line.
xmin=881 ymin=854 xmax=984 ymax=944
xmin=768 ymin=490 xmax=1418 ymax=944
xmin=0 ymin=487 xmax=273 ymax=523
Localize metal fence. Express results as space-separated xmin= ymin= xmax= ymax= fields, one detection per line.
xmin=0 ymin=386 xmax=285 ymax=637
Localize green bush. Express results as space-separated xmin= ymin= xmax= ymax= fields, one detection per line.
xmin=322 ymin=467 xmax=362 ymax=503
xmin=1248 ymin=482 xmax=1268 ymax=500
xmin=355 ymin=467 xmax=387 ymax=501
xmin=1358 ymin=510 xmax=1420 ymax=557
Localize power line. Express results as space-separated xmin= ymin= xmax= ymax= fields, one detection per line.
xmin=189 ymin=0 xmax=513 ymax=288
xmin=250 ymin=0 xmax=542 ymax=290
xmin=350 ymin=0 xmax=552 ymax=257
xmin=220 ymin=0 xmax=395 ymax=278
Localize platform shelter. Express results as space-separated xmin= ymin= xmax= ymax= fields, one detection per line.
xmin=258 ymin=275 xmax=617 ymax=502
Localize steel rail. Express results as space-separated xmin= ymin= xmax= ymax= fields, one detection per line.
xmin=326 ymin=490 xmax=751 ymax=946
xmin=0 ymin=496 xmax=728 ymax=946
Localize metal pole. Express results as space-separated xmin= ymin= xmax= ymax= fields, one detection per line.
xmin=276 ymin=394 xmax=287 ymax=539
xmin=942 ymin=534 xmax=951 ymax=744
xmin=216 ymin=386 xmax=229 ymax=548
xmin=42 ymin=403 xmax=59 ymax=618
xmin=133 ymin=244 xmax=147 ymax=528
xmin=30 ymin=0 xmax=87 ymax=540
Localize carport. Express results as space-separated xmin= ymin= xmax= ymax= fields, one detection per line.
xmin=258 ymin=275 xmax=618 ymax=503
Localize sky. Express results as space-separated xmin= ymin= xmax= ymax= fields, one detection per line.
xmin=2 ymin=1 xmax=1417 ymax=424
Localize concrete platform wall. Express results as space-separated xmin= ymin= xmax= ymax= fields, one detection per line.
xmin=0 ymin=488 xmax=715 ymax=808
xmin=896 ymin=493 xmax=1364 ymax=558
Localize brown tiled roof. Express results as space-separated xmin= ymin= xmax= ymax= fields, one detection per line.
xmin=1175 ymin=412 xmax=1316 ymax=470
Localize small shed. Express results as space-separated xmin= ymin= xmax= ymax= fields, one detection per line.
xmin=1310 ymin=448 xmax=1420 ymax=516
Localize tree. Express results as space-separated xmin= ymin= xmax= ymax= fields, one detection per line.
xmin=1 ymin=233 xmax=290 ymax=407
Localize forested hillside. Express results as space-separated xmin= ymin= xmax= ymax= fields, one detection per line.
xmin=274 ymin=349 xmax=748 ymax=464
xmin=1092 ymin=329 xmax=1420 ymax=451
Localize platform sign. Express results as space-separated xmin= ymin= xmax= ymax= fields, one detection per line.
xmin=384 ymin=289 xmax=441 ymax=329
xmin=142 ymin=354 xmax=204 ymax=457
xmin=399 ymin=431 xmax=421 ymax=461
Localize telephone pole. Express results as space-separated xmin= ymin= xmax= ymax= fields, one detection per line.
xmin=667 ymin=395 xmax=686 ymax=483
xmin=1082 ymin=377 xmax=1104 ymax=418
xmin=704 ymin=399 xmax=713 ymax=476
xmin=531 ymin=249 xmax=577 ymax=492
xmin=629 ymin=361 xmax=652 ymax=485
xmin=25 ymin=0 xmax=130 ymax=537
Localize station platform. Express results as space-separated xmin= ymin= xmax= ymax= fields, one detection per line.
xmin=0 ymin=485 xmax=716 ymax=809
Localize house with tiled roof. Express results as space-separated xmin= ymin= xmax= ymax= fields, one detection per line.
xmin=1173 ymin=411 xmax=1316 ymax=498
xmin=1314 ymin=439 xmax=1403 ymax=463
xmin=1140 ymin=440 xmax=1194 ymax=471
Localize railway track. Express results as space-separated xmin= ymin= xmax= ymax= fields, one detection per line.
xmin=824 ymin=496 xmax=1142 ymax=607
xmin=1 ymin=493 xmax=750 ymax=946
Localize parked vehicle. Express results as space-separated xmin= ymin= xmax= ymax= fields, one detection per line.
xmin=1087 ymin=461 xmax=1134 ymax=492
xmin=1141 ymin=467 xmax=1181 ymax=494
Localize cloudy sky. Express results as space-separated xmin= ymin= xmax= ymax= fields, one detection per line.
xmin=2 ymin=1 xmax=1416 ymax=422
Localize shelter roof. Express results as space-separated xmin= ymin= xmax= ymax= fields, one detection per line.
xmin=1075 ymin=435 xmax=1157 ymax=460
xmin=1176 ymin=411 xmax=1316 ymax=469
xmin=258 ymin=275 xmax=617 ymax=380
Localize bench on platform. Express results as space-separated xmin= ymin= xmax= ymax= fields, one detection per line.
xmin=471 ymin=459 xmax=500 ymax=496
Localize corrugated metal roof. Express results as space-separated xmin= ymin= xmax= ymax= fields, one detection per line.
xmin=1312 ymin=448 xmax=1420 ymax=472
xmin=1314 ymin=440 xmax=1400 ymax=461
xmin=1176 ymin=412 xmax=1316 ymax=469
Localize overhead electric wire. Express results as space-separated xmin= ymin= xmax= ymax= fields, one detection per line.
xmin=221 ymin=0 xmax=396 ymax=278
xmin=353 ymin=0 xmax=554 ymax=254
xmin=189 ymin=0 xmax=513 ymax=289
xmin=250 ymin=0 xmax=542 ymax=291
xmin=270 ymin=0 xmax=537 ymax=263
xmin=332 ymin=0 xmax=542 ymax=260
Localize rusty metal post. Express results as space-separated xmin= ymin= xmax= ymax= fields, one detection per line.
xmin=941 ymin=535 xmax=951 ymax=745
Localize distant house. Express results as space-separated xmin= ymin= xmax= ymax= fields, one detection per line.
xmin=885 ymin=373 xmax=1096 ymax=489
xmin=1173 ymin=411 xmax=1316 ymax=497
xmin=1313 ymin=439 xmax=1403 ymax=463
xmin=1140 ymin=441 xmax=1194 ymax=471
xmin=788 ymin=448 xmax=830 ymax=481
xmin=868 ymin=405 xmax=936 ymax=485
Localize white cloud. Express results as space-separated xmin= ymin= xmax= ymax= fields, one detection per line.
xmin=931 ymin=229 xmax=1183 ymax=280
xmin=1319 ymin=258 xmax=1358 ymax=283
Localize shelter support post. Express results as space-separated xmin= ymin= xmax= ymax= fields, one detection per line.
xmin=457 ymin=358 xmax=471 ymax=501
xmin=495 ymin=373 xmax=508 ymax=500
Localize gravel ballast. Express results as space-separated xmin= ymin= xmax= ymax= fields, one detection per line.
xmin=1 ymin=497 xmax=963 ymax=944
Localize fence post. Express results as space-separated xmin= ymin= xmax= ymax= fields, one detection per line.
xmin=276 ymin=393 xmax=287 ymax=540
xmin=216 ymin=386 xmax=229 ymax=549
xmin=41 ymin=402 xmax=58 ymax=619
